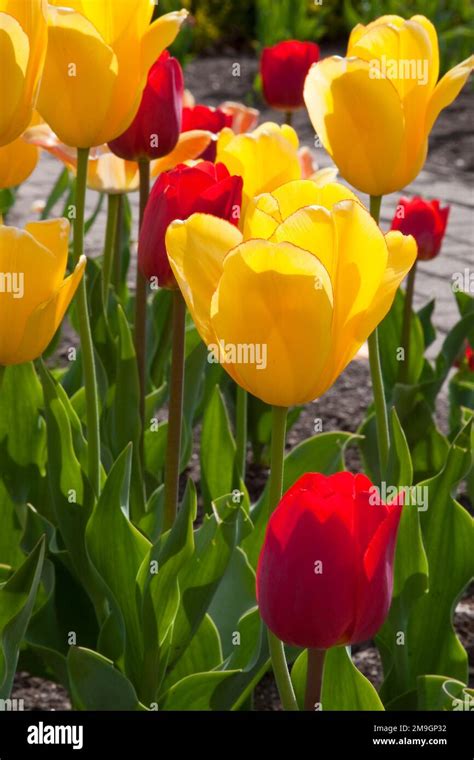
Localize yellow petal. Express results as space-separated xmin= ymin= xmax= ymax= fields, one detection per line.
xmin=379 ymin=231 xmax=418 ymax=303
xmin=426 ymin=55 xmax=474 ymax=134
xmin=0 ymin=12 xmax=29 ymax=145
xmin=8 ymin=255 xmax=86 ymax=365
xmin=0 ymin=225 xmax=61 ymax=361
xmin=150 ymin=130 xmax=213 ymax=177
xmin=141 ymin=9 xmax=188 ymax=78
xmin=270 ymin=205 xmax=336 ymax=277
xmin=37 ymin=6 xmax=118 ymax=148
xmin=210 ymin=239 xmax=334 ymax=407
xmin=411 ymin=15 xmax=439 ymax=85
xmin=304 ymin=56 xmax=405 ymax=196
xmin=87 ymin=151 xmax=139 ymax=193
xmin=24 ymin=218 xmax=70 ymax=283
xmin=271 ymin=179 xmax=358 ymax=220
xmin=216 ymin=122 xmax=300 ymax=203
xmin=65 ymin=0 xmax=153 ymax=46
xmin=166 ymin=213 xmax=242 ymax=345
xmin=0 ymin=134 xmax=38 ymax=188
xmin=242 ymin=193 xmax=281 ymax=240
xmin=348 ymin=15 xmax=405 ymax=50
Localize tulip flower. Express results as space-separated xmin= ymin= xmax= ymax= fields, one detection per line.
xmin=261 ymin=40 xmax=320 ymax=112
xmin=219 ymin=102 xmax=260 ymax=134
xmin=38 ymin=3 xmax=188 ymax=148
xmin=108 ymin=51 xmax=184 ymax=161
xmin=390 ymin=196 xmax=449 ymax=261
xmin=466 ymin=345 xmax=474 ymax=372
xmin=182 ymin=105 xmax=233 ymax=161
xmin=0 ymin=134 xmax=39 ymax=190
xmin=0 ymin=219 xmax=85 ymax=365
xmin=304 ymin=15 xmax=474 ymax=196
xmin=0 ymin=0 xmax=47 ymax=146
xmin=256 ymin=471 xmax=402 ymax=649
xmin=216 ymin=122 xmax=301 ymax=207
xmin=165 ymin=180 xmax=417 ymax=407
xmin=138 ymin=162 xmax=243 ymax=287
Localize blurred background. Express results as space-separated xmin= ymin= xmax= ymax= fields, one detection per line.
xmin=155 ymin=0 xmax=474 ymax=75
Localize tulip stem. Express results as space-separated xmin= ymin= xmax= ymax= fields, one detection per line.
xmin=399 ymin=261 xmax=417 ymax=385
xmin=235 ymin=386 xmax=247 ymax=482
xmin=101 ymin=193 xmax=120 ymax=304
xmin=368 ymin=195 xmax=390 ymax=478
xmin=163 ymin=289 xmax=186 ymax=531
xmin=304 ymin=648 xmax=326 ymax=710
xmin=285 ymin=111 xmax=293 ymax=127
xmin=112 ymin=194 xmax=124 ymax=291
xmin=135 ymin=158 xmax=150 ymax=466
xmin=74 ymin=147 xmax=101 ymax=497
xmin=266 ymin=405 xmax=299 ymax=711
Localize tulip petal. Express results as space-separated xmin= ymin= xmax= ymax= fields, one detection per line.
xmin=150 ymin=130 xmax=213 ymax=177
xmin=141 ymin=10 xmax=188 ymax=78
xmin=24 ymin=218 xmax=70 ymax=285
xmin=0 ymin=134 xmax=38 ymax=188
xmin=166 ymin=213 xmax=242 ymax=345
xmin=65 ymin=0 xmax=153 ymax=46
xmin=304 ymin=56 xmax=405 ymax=196
xmin=38 ymin=7 xmax=118 ymax=148
xmin=0 ymin=12 xmax=29 ymax=145
xmin=271 ymin=179 xmax=358 ymax=221
xmin=243 ymin=193 xmax=281 ymax=240
xmin=270 ymin=205 xmax=336 ymax=277
xmin=10 ymin=255 xmax=86 ymax=365
xmin=87 ymin=152 xmax=139 ymax=193
xmin=210 ymin=239 xmax=334 ymax=406
xmin=426 ymin=55 xmax=474 ymax=134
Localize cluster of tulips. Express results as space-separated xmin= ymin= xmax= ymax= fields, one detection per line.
xmin=0 ymin=0 xmax=473 ymax=713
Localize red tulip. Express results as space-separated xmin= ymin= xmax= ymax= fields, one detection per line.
xmin=261 ymin=40 xmax=320 ymax=111
xmin=108 ymin=52 xmax=184 ymax=161
xmin=390 ymin=196 xmax=450 ymax=261
xmin=257 ymin=472 xmax=402 ymax=649
xmin=138 ymin=161 xmax=243 ymax=287
xmin=182 ymin=105 xmax=233 ymax=161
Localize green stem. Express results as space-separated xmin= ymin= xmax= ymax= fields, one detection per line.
xmin=304 ymin=648 xmax=326 ymax=710
xmin=285 ymin=110 xmax=293 ymax=126
xmin=266 ymin=405 xmax=298 ymax=711
xmin=163 ymin=290 xmax=186 ymax=531
xmin=399 ymin=261 xmax=417 ymax=384
xmin=368 ymin=194 xmax=390 ymax=478
xmin=235 ymin=386 xmax=247 ymax=482
xmin=112 ymin=193 xmax=124 ymax=291
xmin=74 ymin=148 xmax=101 ymax=497
xmin=101 ymin=193 xmax=120 ymax=304
xmin=135 ymin=158 xmax=150 ymax=466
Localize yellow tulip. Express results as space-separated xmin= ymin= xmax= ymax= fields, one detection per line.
xmin=38 ymin=2 xmax=188 ymax=148
xmin=304 ymin=15 xmax=474 ymax=196
xmin=0 ymin=134 xmax=39 ymax=189
xmin=216 ymin=122 xmax=301 ymax=207
xmin=0 ymin=0 xmax=47 ymax=146
xmin=165 ymin=180 xmax=416 ymax=406
xmin=0 ymin=219 xmax=85 ymax=365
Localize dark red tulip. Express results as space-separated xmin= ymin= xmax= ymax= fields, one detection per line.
xmin=108 ymin=51 xmax=184 ymax=161
xmin=390 ymin=196 xmax=450 ymax=261
xmin=257 ymin=472 xmax=402 ymax=649
xmin=182 ymin=105 xmax=233 ymax=161
xmin=138 ymin=161 xmax=243 ymax=287
xmin=261 ymin=40 xmax=320 ymax=111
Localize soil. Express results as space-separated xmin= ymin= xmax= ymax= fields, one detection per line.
xmin=9 ymin=51 xmax=474 ymax=712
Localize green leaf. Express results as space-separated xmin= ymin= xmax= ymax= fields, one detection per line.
xmin=0 ymin=363 xmax=46 ymax=471
xmin=40 ymin=167 xmax=72 ymax=220
xmin=379 ymin=288 xmax=425 ymax=389
xmin=162 ymin=614 xmax=223 ymax=692
xmin=0 ymin=537 xmax=45 ymax=699
xmin=417 ymin=299 xmax=436 ymax=349
xmin=86 ymin=445 xmax=150 ymax=687
xmin=68 ymin=647 xmax=146 ymax=710
xmin=160 ymin=669 xmax=240 ymax=710
xmin=417 ymin=675 xmax=474 ymax=711
xmin=200 ymin=384 xmax=237 ymax=510
xmin=404 ymin=424 xmax=473 ymax=688
xmin=243 ymin=431 xmax=358 ymax=568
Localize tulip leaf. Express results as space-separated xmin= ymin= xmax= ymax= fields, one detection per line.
xmin=86 ymin=444 xmax=151 ymax=687
xmin=40 ymin=167 xmax=71 ymax=220
xmin=416 ymin=675 xmax=474 ymax=711
xmin=0 ymin=537 xmax=45 ymax=699
xmin=200 ymin=384 xmax=238 ymax=511
xmin=291 ymin=647 xmax=384 ymax=710
xmin=68 ymin=647 xmax=146 ymax=711
xmin=379 ymin=288 xmax=425 ymax=390
xmin=449 ymin=370 xmax=474 ymax=434
xmin=167 ymin=494 xmax=241 ymax=667
xmin=160 ymin=670 xmax=241 ymax=710
xmin=243 ymin=431 xmax=358 ymax=568
xmin=417 ymin=299 xmax=436 ymax=349
xmin=162 ymin=614 xmax=223 ymax=692
xmin=137 ymin=479 xmax=196 ymax=703
xmin=0 ymin=363 xmax=46 ymax=472
xmin=0 ymin=478 xmax=24 ymax=570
